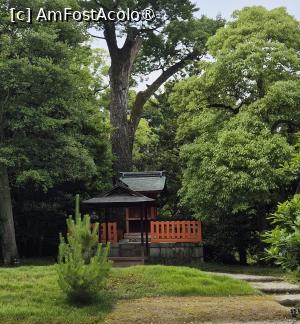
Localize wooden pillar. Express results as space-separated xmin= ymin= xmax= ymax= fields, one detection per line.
xmin=140 ymin=206 xmax=144 ymax=257
xmin=104 ymin=207 xmax=108 ymax=244
xmin=145 ymin=206 xmax=149 ymax=257
xmin=98 ymin=208 xmax=102 ymax=243
xmin=125 ymin=208 xmax=130 ymax=234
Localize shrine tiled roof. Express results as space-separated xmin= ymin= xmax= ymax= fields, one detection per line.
xmin=82 ymin=183 xmax=155 ymax=207
xmin=119 ymin=171 xmax=166 ymax=193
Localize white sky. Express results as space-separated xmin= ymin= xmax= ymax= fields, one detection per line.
xmin=194 ymin=0 xmax=300 ymax=19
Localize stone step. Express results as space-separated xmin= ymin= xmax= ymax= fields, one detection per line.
xmin=124 ymin=233 xmax=151 ymax=242
xmin=252 ymin=281 xmax=300 ymax=294
xmin=110 ymin=256 xmax=147 ymax=267
xmin=234 ymin=275 xmax=283 ymax=283
xmin=273 ymin=294 xmax=300 ymax=307
xmin=119 ymin=243 xmax=145 ymax=257
xmin=206 ymin=272 xmax=284 ymax=282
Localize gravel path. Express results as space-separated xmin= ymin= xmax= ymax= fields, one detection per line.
xmin=105 ymin=296 xmax=291 ymax=323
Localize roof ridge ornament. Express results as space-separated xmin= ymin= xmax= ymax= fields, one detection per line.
xmin=120 ymin=171 xmax=165 ymax=178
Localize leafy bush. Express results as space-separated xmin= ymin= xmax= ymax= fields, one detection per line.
xmin=57 ymin=195 xmax=111 ymax=303
xmin=263 ymin=194 xmax=300 ymax=272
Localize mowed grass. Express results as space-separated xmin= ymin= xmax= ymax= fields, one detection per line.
xmin=0 ymin=264 xmax=257 ymax=324
xmin=108 ymin=265 xmax=256 ymax=298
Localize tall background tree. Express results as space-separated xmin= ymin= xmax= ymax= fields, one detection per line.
xmin=0 ymin=0 xmax=111 ymax=262
xmin=169 ymin=6 xmax=300 ymax=263
xmin=81 ymin=0 xmax=224 ymax=174
xmin=133 ymin=82 xmax=182 ymax=215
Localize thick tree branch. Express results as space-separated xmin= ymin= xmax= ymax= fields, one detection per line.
xmin=122 ymin=27 xmax=139 ymax=49
xmin=94 ymin=84 xmax=109 ymax=94
xmin=120 ymin=27 xmax=143 ymax=71
xmin=103 ymin=21 xmax=118 ymax=55
xmin=130 ymin=52 xmax=198 ymax=130
xmin=271 ymin=119 xmax=300 ymax=133
xmin=128 ymin=37 xmax=143 ymax=70
xmin=89 ymin=32 xmax=105 ymax=40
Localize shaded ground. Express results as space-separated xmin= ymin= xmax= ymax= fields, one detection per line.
xmin=105 ymin=296 xmax=291 ymax=324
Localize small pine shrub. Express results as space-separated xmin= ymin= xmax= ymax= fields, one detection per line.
xmin=57 ymin=195 xmax=111 ymax=304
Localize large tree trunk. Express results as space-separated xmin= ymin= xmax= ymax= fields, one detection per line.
xmin=0 ymin=165 xmax=19 ymax=264
xmin=109 ymin=58 xmax=135 ymax=175
xmin=107 ymin=29 xmax=142 ymax=176
xmin=104 ymin=21 xmax=196 ymax=176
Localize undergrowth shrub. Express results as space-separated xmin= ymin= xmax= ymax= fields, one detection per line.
xmin=263 ymin=194 xmax=300 ymax=272
xmin=57 ymin=195 xmax=111 ymax=303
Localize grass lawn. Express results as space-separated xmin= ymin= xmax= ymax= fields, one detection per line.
xmin=0 ymin=264 xmax=256 ymax=324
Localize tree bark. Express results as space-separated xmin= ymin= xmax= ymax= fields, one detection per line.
xmin=109 ymin=52 xmax=198 ymax=175
xmin=0 ymin=165 xmax=19 ymax=264
xmin=104 ymin=20 xmax=199 ymax=176
xmin=106 ymin=23 xmax=142 ymax=175
xmin=130 ymin=52 xmax=198 ymax=133
xmin=109 ymin=41 xmax=142 ymax=174
xmin=109 ymin=59 xmax=134 ymax=174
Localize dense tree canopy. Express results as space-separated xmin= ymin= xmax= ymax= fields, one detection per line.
xmin=0 ymin=0 xmax=111 ymax=261
xmin=170 ymin=6 xmax=300 ymax=263
xmin=133 ymin=83 xmax=182 ymax=214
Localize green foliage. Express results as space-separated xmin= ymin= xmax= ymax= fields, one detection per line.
xmin=135 ymin=83 xmax=183 ymax=215
xmin=169 ymin=6 xmax=300 ymax=263
xmin=133 ymin=118 xmax=159 ymax=171
xmin=263 ymin=194 xmax=300 ymax=272
xmin=0 ymin=0 xmax=112 ymax=189
xmin=285 ymin=133 xmax=300 ymax=175
xmin=207 ymin=6 xmax=300 ymax=102
xmin=179 ymin=113 xmax=293 ymax=217
xmin=134 ymin=15 xmax=225 ymax=79
xmin=57 ymin=195 xmax=111 ymax=303
xmin=0 ymin=0 xmax=112 ymax=256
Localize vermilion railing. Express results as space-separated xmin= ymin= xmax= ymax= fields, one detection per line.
xmin=150 ymin=221 xmax=202 ymax=243
xmin=92 ymin=222 xmax=118 ymax=243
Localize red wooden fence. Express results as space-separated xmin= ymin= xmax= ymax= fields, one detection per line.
xmin=150 ymin=221 xmax=202 ymax=243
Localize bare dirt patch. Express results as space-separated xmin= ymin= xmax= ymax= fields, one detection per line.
xmin=104 ymin=296 xmax=291 ymax=324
